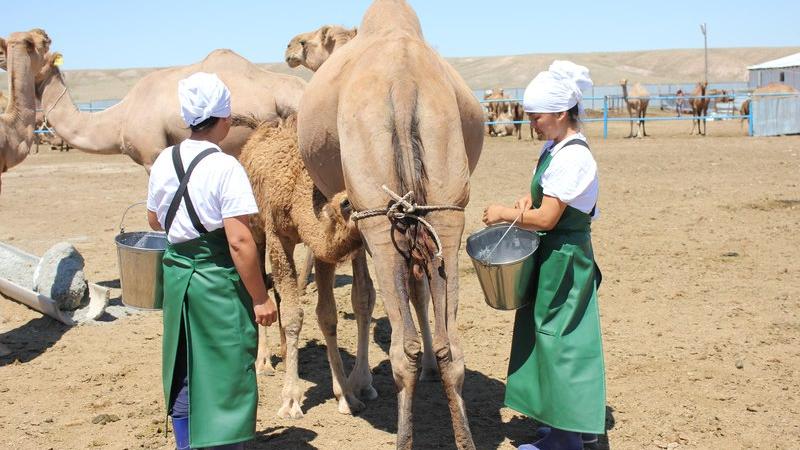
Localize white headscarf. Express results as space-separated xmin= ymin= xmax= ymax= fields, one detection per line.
xmin=523 ymin=60 xmax=593 ymax=114
xmin=178 ymin=72 xmax=231 ymax=127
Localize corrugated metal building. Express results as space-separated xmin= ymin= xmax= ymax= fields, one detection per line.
xmin=748 ymin=52 xmax=800 ymax=90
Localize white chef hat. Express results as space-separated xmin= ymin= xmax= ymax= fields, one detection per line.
xmin=523 ymin=60 xmax=593 ymax=114
xmin=178 ymin=72 xmax=231 ymax=127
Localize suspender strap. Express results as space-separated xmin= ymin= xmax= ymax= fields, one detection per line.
xmin=560 ymin=138 xmax=597 ymax=217
xmin=164 ymin=144 xmax=219 ymax=235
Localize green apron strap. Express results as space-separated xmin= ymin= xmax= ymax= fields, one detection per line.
xmin=164 ymin=146 xmax=219 ymax=235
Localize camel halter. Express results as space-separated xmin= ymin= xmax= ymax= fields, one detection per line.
xmin=351 ymin=184 xmax=464 ymax=259
xmin=42 ymin=85 xmax=68 ymax=129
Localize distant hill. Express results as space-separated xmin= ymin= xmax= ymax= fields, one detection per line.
xmin=2 ymin=47 xmax=798 ymax=103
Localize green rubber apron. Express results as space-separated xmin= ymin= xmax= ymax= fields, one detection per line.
xmin=504 ymin=138 xmax=606 ymax=434
xmin=160 ymin=144 xmax=258 ymax=447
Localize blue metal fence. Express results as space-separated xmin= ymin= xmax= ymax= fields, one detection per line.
xmin=481 ymin=91 xmax=800 ymax=139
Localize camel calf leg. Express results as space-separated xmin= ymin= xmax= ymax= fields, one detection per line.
xmin=314 ymin=259 xmax=366 ymax=415
xmin=269 ymin=236 xmax=305 ymax=420
xmin=347 ymin=249 xmax=379 ymax=400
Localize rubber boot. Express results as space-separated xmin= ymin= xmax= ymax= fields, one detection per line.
xmin=172 ymin=416 xmax=190 ymax=450
xmin=518 ymin=427 xmax=582 ymax=450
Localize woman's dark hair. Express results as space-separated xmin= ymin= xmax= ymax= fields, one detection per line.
xmin=566 ymin=104 xmax=581 ymax=126
xmin=190 ymin=115 xmax=220 ymax=132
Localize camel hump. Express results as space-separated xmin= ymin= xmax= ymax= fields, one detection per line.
xmin=200 ymin=48 xmax=251 ymax=66
xmin=359 ymin=0 xmax=423 ymax=38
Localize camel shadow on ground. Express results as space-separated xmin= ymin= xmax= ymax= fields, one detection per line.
xmin=265 ymin=316 xmax=615 ymax=449
xmin=251 ymin=425 xmax=318 ymax=449
xmin=0 ymin=315 xmax=70 ymax=367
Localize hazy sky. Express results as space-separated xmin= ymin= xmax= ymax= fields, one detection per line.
xmin=3 ymin=0 xmax=799 ymax=70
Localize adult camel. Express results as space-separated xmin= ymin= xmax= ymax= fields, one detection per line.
xmin=690 ymin=81 xmax=709 ymax=135
xmin=35 ymin=47 xmax=306 ymax=169
xmin=0 ymin=29 xmax=51 ymax=195
xmin=620 ymin=78 xmax=649 ymax=138
xmin=296 ymin=1 xmax=484 ymax=449
xmin=285 ymin=25 xmax=357 ymax=72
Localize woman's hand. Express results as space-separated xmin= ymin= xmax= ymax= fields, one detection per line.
xmin=514 ymin=193 xmax=533 ymax=211
xmin=482 ymin=204 xmax=508 ymax=225
xmin=254 ymin=297 xmax=278 ymax=327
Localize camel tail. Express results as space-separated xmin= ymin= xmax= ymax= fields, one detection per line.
xmin=387 ymin=80 xmax=435 ymax=280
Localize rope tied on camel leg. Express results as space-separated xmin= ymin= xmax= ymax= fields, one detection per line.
xmin=351 ymin=184 xmax=464 ymax=259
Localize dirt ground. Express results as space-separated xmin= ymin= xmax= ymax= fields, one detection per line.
xmin=1 ymin=119 xmax=798 ymax=449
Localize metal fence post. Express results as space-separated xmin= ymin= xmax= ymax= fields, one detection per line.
xmin=748 ymin=98 xmax=754 ymax=136
xmin=603 ymin=95 xmax=608 ymax=140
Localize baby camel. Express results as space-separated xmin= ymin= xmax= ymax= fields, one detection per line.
xmin=239 ymin=115 xmax=377 ymax=419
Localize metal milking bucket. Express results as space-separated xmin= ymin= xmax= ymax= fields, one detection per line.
xmin=113 ymin=202 xmax=167 ymax=310
xmin=466 ymin=224 xmax=540 ymax=310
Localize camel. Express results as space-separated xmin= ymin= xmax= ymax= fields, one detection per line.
xmin=487 ymin=108 xmax=515 ymax=137
xmin=483 ymin=90 xmax=531 ymax=140
xmin=690 ymin=81 xmax=710 ymax=135
xmin=740 ymin=82 xmax=799 ymax=129
xmin=239 ymin=115 xmax=377 ymax=419
xmin=295 ymin=1 xmax=484 ymax=448
xmin=0 ymin=91 xmax=7 ymax=111
xmin=34 ymin=46 xmax=306 ymax=169
xmin=620 ymin=79 xmax=650 ymax=138
xmin=708 ymin=89 xmax=734 ymax=113
xmin=0 ymin=29 xmax=51 ymax=194
xmin=285 ymin=25 xmax=357 ymax=72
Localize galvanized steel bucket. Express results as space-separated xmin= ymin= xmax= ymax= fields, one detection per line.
xmin=466 ymin=224 xmax=539 ymax=310
xmin=114 ymin=202 xmax=167 ymax=310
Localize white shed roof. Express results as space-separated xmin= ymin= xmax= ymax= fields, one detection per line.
xmin=748 ymin=52 xmax=800 ymax=70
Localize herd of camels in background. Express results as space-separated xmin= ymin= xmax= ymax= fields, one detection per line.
xmin=1 ymin=2 xmax=799 ymax=448
xmin=481 ymin=78 xmax=798 ymax=140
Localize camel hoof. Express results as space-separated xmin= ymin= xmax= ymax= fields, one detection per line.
xmin=255 ymin=360 xmax=274 ymax=376
xmin=277 ymin=401 xmax=304 ymax=420
xmin=338 ymin=395 xmax=366 ymax=415
xmin=359 ymin=385 xmax=379 ymax=401
xmin=419 ymin=367 xmax=441 ymax=382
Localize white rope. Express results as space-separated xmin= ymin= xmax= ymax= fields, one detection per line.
xmin=42 ymin=85 xmax=68 ymax=127
xmin=351 ymin=184 xmax=464 ymax=259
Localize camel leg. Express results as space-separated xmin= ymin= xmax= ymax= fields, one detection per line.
xmin=627 ymin=113 xmax=635 ymax=138
xmin=364 ymin=234 xmax=420 ymax=450
xmin=298 ymin=245 xmax=314 ymax=292
xmin=641 ymin=112 xmax=649 ymax=137
xmin=347 ymin=248 xmax=379 ymax=401
xmin=409 ymin=276 xmax=439 ymax=382
xmin=269 ymin=235 xmax=305 ymax=420
xmin=251 ymin=223 xmax=274 ymax=376
xmin=314 ymin=258 xmax=366 ymax=415
xmin=428 ymin=222 xmax=476 ymax=450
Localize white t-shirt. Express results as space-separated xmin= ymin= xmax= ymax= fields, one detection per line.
xmin=147 ymin=139 xmax=259 ymax=244
xmin=538 ymin=132 xmax=600 ymax=220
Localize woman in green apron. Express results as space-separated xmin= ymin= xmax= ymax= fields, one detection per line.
xmin=146 ymin=72 xmax=277 ymax=449
xmin=483 ymin=61 xmax=605 ymax=450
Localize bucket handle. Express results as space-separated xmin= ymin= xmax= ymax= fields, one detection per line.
xmin=118 ymin=201 xmax=148 ymax=234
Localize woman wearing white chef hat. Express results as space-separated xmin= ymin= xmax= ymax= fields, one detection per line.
xmin=483 ymin=61 xmax=605 ymax=450
xmin=147 ymin=72 xmax=277 ymax=449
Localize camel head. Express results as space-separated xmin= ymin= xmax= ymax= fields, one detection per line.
xmin=285 ymin=25 xmax=357 ymax=72
xmin=620 ymin=78 xmax=628 ymax=87
xmin=3 ymin=29 xmax=51 ymax=75
xmin=35 ymin=51 xmax=63 ymax=94
xmin=318 ymin=191 xmax=362 ymax=260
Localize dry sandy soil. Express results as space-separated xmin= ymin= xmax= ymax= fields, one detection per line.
xmin=1 ymin=119 xmax=799 ymax=449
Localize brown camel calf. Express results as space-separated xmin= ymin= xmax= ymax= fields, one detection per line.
xmin=239 ymin=115 xmax=377 ymax=419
